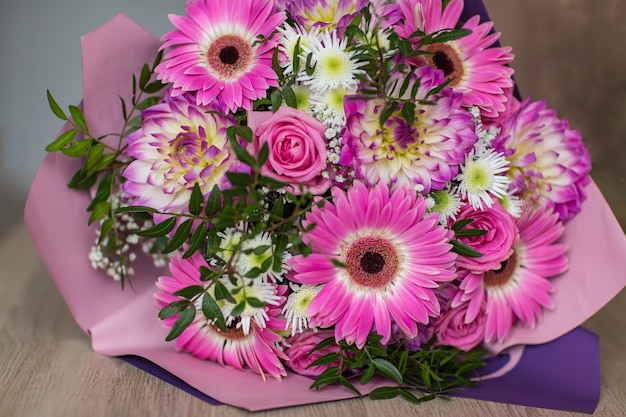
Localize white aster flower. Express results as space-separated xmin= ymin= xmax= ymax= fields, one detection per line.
xmin=299 ymin=29 xmax=364 ymax=92
xmin=277 ymin=24 xmax=318 ymax=76
xmin=282 ymin=283 xmax=322 ymax=336
xmin=221 ymin=279 xmax=283 ymax=335
xmin=457 ymin=149 xmax=511 ymax=210
xmin=310 ymin=86 xmax=354 ymax=126
xmin=428 ymin=188 xmax=463 ymax=223
xmin=499 ymin=193 xmax=523 ymax=218
xmin=237 ymin=232 xmax=290 ymax=283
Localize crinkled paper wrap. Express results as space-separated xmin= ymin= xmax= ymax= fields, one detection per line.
xmin=24 ymin=4 xmax=626 ymax=413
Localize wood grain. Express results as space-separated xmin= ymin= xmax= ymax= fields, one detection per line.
xmin=1 ymin=221 xmax=624 ymax=417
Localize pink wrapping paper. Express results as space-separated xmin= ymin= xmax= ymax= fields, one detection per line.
xmin=24 ymin=13 xmax=626 ymax=411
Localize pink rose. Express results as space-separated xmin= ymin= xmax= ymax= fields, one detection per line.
xmin=451 ymin=201 xmax=518 ymax=272
xmin=435 ymin=298 xmax=486 ymax=351
xmin=284 ymin=329 xmax=341 ymax=376
xmin=251 ymin=108 xmax=332 ymax=195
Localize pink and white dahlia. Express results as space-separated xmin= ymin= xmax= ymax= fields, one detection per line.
xmin=492 ymin=98 xmax=592 ymax=221
xmin=289 ymin=181 xmax=457 ymax=349
xmin=154 ymin=252 xmax=288 ymax=380
xmin=123 ymin=92 xmax=236 ymax=215
xmin=341 ymin=65 xmax=477 ymax=193
xmin=452 ymin=205 xmax=568 ymax=343
xmin=156 ymin=0 xmax=284 ymax=111
xmin=395 ymin=0 xmax=514 ymax=118
xmin=284 ymin=0 xmax=382 ymax=33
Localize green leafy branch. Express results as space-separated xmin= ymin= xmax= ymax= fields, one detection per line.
xmin=45 ymin=51 xmax=167 ymax=287
xmin=308 ymin=333 xmax=486 ymax=404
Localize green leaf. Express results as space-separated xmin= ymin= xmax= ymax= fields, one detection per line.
xmin=307 ymin=352 xmax=339 ymax=368
xmin=258 ymin=142 xmax=270 ymax=167
xmin=213 ymin=280 xmax=236 ymax=303
xmin=270 ymin=89 xmax=282 ymax=112
xmin=68 ymin=170 xmax=97 ymax=189
xmin=430 ymin=28 xmax=472 ymax=44
xmin=455 ymin=228 xmax=488 ymax=237
xmin=183 ymin=222 xmax=207 ymax=258
xmin=204 ymin=184 xmax=221 ymax=217
xmin=227 ymin=125 xmax=253 ymax=143
xmin=45 ymin=129 xmax=77 ymax=152
xmin=173 ymin=285 xmax=205 ymax=299
xmin=379 ymin=101 xmax=398 ymax=126
xmin=309 ymin=367 xmax=340 ymax=390
xmin=47 ymin=90 xmax=68 ymax=120
xmin=339 ymin=377 xmax=362 ymax=397
xmin=98 ymin=218 xmax=114 ymax=246
xmin=230 ymin=300 xmax=247 ymax=318
xmin=165 ymin=306 xmax=196 ymax=341
xmin=368 ymin=386 xmax=400 ymax=400
xmin=90 ymin=153 xmax=117 ymax=174
xmin=139 ymin=63 xmax=151 ymax=90
xmin=162 ymin=218 xmax=193 ymax=254
xmin=88 ymin=201 xmax=111 ymax=225
xmin=309 ymin=336 xmax=337 ymax=354
xmin=115 ymin=205 xmax=160 ymax=215
xmin=69 ymin=105 xmax=88 ymax=132
xmin=136 ymin=96 xmax=160 ymax=110
xmin=84 ymin=143 xmax=105 ymax=174
xmin=202 ymin=293 xmax=226 ymax=331
xmin=226 ymin=172 xmax=253 ymax=187
xmin=450 ymin=239 xmax=482 ymax=258
xmin=229 ymin=137 xmax=257 ymax=168
xmin=451 ymin=218 xmax=475 ymax=232
xmin=61 ymin=139 xmax=92 ymax=158
xmin=245 ymin=297 xmax=266 ymax=308
xmin=399 ymin=388 xmax=425 ymax=404
xmin=143 ymin=80 xmax=165 ymax=94
xmin=372 ymin=358 xmax=403 ymax=384
xmin=188 ymin=183 xmax=203 ymax=216
xmin=158 ymin=300 xmax=190 ymax=320
xmin=282 ymin=86 xmax=297 ymax=108
xmin=360 ymin=364 xmax=376 ymax=385
xmin=401 ymin=102 xmax=416 ymax=125
xmin=136 ymin=217 xmax=177 ymax=237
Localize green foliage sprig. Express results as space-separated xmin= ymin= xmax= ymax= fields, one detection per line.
xmin=46 ymin=51 xmax=166 ymax=287
xmin=308 ymin=333 xmax=486 ymax=403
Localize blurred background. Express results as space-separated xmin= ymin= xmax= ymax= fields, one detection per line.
xmin=0 ymin=0 xmax=624 ymax=236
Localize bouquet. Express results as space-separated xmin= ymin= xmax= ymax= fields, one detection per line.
xmin=25 ymin=0 xmax=626 ymax=412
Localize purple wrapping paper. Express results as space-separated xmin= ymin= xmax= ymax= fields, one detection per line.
xmin=23 ymin=0 xmax=626 ymax=413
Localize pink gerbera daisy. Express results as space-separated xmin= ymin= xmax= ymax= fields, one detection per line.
xmin=395 ymin=0 xmax=514 ymax=118
xmin=289 ymin=181 xmax=457 ymax=348
xmin=155 ymin=252 xmax=288 ymax=380
xmin=156 ymin=0 xmax=285 ymax=111
xmin=452 ymin=205 xmax=568 ymax=343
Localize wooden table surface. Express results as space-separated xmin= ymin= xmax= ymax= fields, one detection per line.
xmin=1 ymin=222 xmax=624 ymax=417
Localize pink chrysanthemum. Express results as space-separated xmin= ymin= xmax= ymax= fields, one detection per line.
xmin=154 ymin=252 xmax=288 ymax=380
xmin=341 ymin=65 xmax=477 ymax=193
xmin=123 ymin=91 xmax=236 ymax=215
xmin=395 ymin=0 xmax=514 ymax=118
xmin=492 ymin=98 xmax=592 ymax=221
xmin=452 ymin=205 xmax=568 ymax=343
xmin=156 ymin=0 xmax=284 ymax=111
xmin=289 ymin=181 xmax=457 ymax=349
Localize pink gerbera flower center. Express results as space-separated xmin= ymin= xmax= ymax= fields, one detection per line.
xmin=344 ymin=235 xmax=400 ymax=288
xmin=424 ymin=43 xmax=464 ymax=87
xmin=207 ymin=35 xmax=253 ymax=79
xmin=210 ymin=322 xmax=246 ymax=340
xmin=483 ymin=252 xmax=517 ymax=287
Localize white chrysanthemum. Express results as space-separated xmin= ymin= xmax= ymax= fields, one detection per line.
xmin=428 ymin=188 xmax=463 ymax=223
xmin=457 ymin=150 xmax=511 ymax=210
xmin=292 ymin=84 xmax=313 ymax=111
xmin=220 ymin=279 xmax=283 ymax=335
xmin=282 ymin=283 xmax=322 ymax=336
xmin=237 ymin=232 xmax=290 ymax=282
xmin=310 ymin=86 xmax=353 ymax=127
xmin=277 ymin=24 xmax=318 ymax=76
xmin=216 ymin=227 xmax=244 ymax=262
xmin=499 ymin=193 xmax=523 ymax=218
xmin=299 ymin=29 xmax=364 ymax=92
